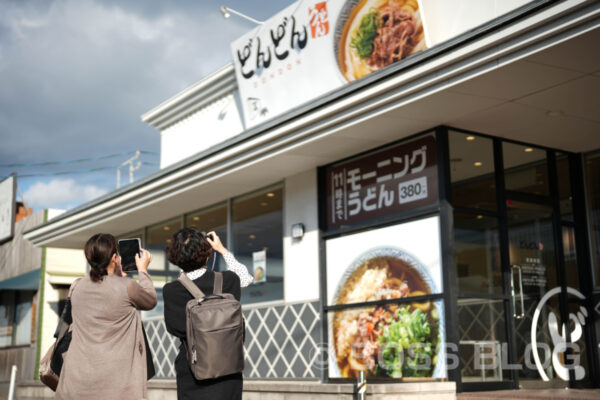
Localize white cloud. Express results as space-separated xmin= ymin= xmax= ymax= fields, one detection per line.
xmin=23 ymin=178 xmax=108 ymax=210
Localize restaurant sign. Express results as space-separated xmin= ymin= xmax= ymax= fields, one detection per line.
xmin=231 ymin=0 xmax=532 ymax=128
xmin=325 ymin=134 xmax=437 ymax=229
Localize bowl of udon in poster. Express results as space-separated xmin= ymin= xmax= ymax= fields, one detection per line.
xmin=329 ymin=246 xmax=444 ymax=379
xmin=334 ymin=0 xmax=427 ymax=82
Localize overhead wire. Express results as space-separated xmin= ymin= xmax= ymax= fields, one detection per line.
xmin=0 ymin=150 xmax=158 ymax=168
xmin=1 ymin=162 xmax=158 ymax=180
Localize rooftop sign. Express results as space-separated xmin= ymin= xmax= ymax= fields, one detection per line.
xmin=231 ymin=0 xmax=532 ymax=129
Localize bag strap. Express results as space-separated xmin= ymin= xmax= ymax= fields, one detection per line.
xmin=178 ymin=273 xmax=206 ymax=299
xmin=213 ymin=272 xmax=223 ymax=295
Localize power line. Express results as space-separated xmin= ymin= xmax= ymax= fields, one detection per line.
xmin=0 ymin=150 xmax=158 ymax=168
xmin=2 ymin=162 xmax=158 ymax=179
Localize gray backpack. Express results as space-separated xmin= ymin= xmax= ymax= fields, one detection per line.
xmin=178 ymin=272 xmax=245 ymax=380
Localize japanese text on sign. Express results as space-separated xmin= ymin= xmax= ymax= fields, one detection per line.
xmin=325 ymin=135 xmax=438 ymax=229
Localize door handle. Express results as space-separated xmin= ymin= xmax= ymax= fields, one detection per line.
xmin=511 ymin=265 xmax=525 ymax=319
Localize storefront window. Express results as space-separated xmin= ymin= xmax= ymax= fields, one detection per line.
xmin=585 ymin=152 xmax=600 ymax=287
xmin=185 ymin=204 xmax=227 ymax=272
xmin=556 ymin=153 xmax=573 ymax=221
xmin=147 ymin=218 xmax=182 ymax=278
xmin=0 ymin=290 xmax=34 ymax=347
xmin=503 ymin=142 xmax=549 ymax=195
xmin=454 ymin=212 xmax=502 ymax=294
xmin=458 ymin=298 xmax=509 ymax=382
xmin=232 ymin=186 xmax=283 ymax=304
xmin=0 ymin=291 xmax=13 ymax=347
xmin=449 ymin=131 xmax=496 ymax=211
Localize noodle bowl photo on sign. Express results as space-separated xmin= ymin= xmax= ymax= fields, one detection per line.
xmin=329 ymin=247 xmax=444 ymax=378
xmin=336 ymin=0 xmax=426 ymax=81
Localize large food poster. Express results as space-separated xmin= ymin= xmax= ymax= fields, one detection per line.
xmin=326 ymin=216 xmax=446 ymax=378
xmin=231 ymin=0 xmax=533 ymax=128
xmin=231 ymin=0 xmax=427 ymax=128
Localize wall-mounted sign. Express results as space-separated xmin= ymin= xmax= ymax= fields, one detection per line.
xmin=324 ymin=134 xmax=437 ymax=229
xmin=0 ymin=176 xmax=16 ymax=243
xmin=231 ymin=0 xmax=533 ymax=128
xmin=325 ymin=216 xmax=445 ymax=379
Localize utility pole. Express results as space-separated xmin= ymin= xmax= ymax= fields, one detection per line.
xmin=116 ymin=151 xmax=141 ymax=189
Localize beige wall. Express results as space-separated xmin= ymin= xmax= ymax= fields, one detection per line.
xmin=283 ymin=169 xmax=320 ymax=303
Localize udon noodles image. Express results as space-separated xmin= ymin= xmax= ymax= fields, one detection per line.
xmin=338 ymin=0 xmax=426 ymax=81
xmin=333 ymin=255 xmax=439 ymax=378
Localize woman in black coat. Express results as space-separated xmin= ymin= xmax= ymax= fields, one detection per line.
xmin=163 ymin=228 xmax=253 ymax=400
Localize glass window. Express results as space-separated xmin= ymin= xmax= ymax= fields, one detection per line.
xmin=503 ymin=143 xmax=549 ymax=195
xmin=458 ymin=298 xmax=509 ymax=382
xmin=232 ymin=186 xmax=283 ymax=304
xmin=0 ymin=291 xmax=14 ymax=347
xmin=185 ymin=204 xmax=228 ymax=272
xmin=0 ymin=290 xmax=34 ymax=347
xmin=147 ymin=218 xmax=182 ymax=277
xmin=449 ymin=131 xmax=497 ymax=211
xmin=454 ymin=212 xmax=502 ymax=294
xmin=556 ymin=153 xmax=573 ymax=221
xmin=585 ymin=152 xmax=600 ymax=287
xmin=13 ymin=291 xmax=34 ymax=345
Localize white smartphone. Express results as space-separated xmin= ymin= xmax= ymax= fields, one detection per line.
xmin=117 ymin=238 xmax=141 ymax=273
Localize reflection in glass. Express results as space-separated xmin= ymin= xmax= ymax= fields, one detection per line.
xmin=13 ymin=291 xmax=33 ymax=345
xmin=147 ymin=218 xmax=182 ymax=274
xmin=562 ymin=226 xmax=579 ymax=289
xmin=232 ymin=186 xmax=283 ymax=304
xmin=454 ymin=213 xmax=502 ymax=294
xmin=185 ymin=204 xmax=227 ymax=271
xmin=0 ymin=291 xmax=14 ymax=347
xmin=507 ymin=201 xmax=557 ymax=297
xmin=584 ymin=152 xmax=600 ymax=287
xmin=328 ymin=300 xmax=444 ymax=379
xmin=449 ymin=131 xmax=496 ymax=211
xmin=556 ymin=153 xmax=573 ymax=221
xmin=458 ymin=298 xmax=509 ymax=382
xmin=503 ymin=143 xmax=549 ymax=195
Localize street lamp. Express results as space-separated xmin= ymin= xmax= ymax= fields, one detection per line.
xmin=220 ymin=5 xmax=263 ymax=25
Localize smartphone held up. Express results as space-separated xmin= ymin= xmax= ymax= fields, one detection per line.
xmin=118 ymin=238 xmax=142 ymax=273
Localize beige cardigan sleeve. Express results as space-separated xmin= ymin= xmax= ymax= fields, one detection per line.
xmin=126 ymin=272 xmax=158 ymax=311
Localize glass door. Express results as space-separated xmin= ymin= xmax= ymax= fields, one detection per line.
xmin=506 ymin=200 xmax=567 ymax=388
xmin=448 ymin=130 xmax=593 ymax=391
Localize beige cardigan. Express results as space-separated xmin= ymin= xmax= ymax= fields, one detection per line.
xmin=55 ymin=272 xmax=157 ymax=400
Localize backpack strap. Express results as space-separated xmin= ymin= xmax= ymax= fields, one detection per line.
xmin=213 ymin=272 xmax=223 ymax=295
xmin=178 ymin=273 xmax=206 ymax=299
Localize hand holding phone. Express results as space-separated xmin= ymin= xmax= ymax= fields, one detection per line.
xmin=135 ymin=249 xmax=152 ymax=274
xmin=118 ymin=238 xmax=142 ymax=273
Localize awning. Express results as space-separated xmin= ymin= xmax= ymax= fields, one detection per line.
xmin=0 ymin=269 xmax=41 ymax=290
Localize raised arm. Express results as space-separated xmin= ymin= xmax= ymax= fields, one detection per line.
xmin=206 ymin=231 xmax=254 ymax=288
xmin=127 ymin=249 xmax=157 ymax=310
xmin=127 ymin=272 xmax=157 ymax=310
xmin=222 ymin=252 xmax=254 ymax=288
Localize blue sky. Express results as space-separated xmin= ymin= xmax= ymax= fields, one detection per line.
xmin=0 ymin=0 xmax=291 ymax=212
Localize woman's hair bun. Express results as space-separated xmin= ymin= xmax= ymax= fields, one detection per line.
xmin=84 ymin=233 xmax=117 ymax=282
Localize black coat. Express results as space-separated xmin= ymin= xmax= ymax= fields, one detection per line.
xmin=163 ymin=270 xmax=243 ymax=400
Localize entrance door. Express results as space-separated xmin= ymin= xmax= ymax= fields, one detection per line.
xmin=449 ymin=131 xmax=592 ymax=391
xmin=506 ymin=200 xmax=568 ymax=388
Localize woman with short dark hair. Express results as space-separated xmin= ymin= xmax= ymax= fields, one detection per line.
xmin=163 ymin=228 xmax=253 ymax=400
xmin=55 ymin=233 xmax=157 ymax=400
